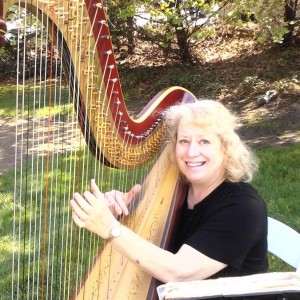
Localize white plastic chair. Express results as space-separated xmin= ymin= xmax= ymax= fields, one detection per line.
xmin=156 ymin=217 xmax=300 ymax=299
xmin=267 ymin=216 xmax=300 ymax=273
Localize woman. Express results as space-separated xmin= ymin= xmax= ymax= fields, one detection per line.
xmin=70 ymin=100 xmax=268 ymax=283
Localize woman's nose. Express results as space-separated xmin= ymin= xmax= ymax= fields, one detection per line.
xmin=186 ymin=142 xmax=200 ymax=157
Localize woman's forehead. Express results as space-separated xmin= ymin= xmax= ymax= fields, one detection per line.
xmin=177 ymin=118 xmax=217 ymax=136
xmin=178 ymin=115 xmax=212 ymax=129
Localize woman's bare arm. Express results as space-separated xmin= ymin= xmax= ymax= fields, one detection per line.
xmin=70 ymin=180 xmax=226 ymax=283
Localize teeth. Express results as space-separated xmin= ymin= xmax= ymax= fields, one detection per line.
xmin=187 ymin=162 xmax=205 ymax=167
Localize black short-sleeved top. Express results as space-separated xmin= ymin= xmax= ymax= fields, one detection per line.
xmin=174 ymin=181 xmax=268 ymax=278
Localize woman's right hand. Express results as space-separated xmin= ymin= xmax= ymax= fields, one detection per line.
xmin=90 ymin=179 xmax=141 ymax=217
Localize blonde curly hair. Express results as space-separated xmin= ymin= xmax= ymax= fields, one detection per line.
xmin=164 ymin=100 xmax=258 ymax=183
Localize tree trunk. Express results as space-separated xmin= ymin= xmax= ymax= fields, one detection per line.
xmin=172 ymin=0 xmax=193 ymax=62
xmin=175 ymin=27 xmax=193 ymax=62
xmin=283 ymin=0 xmax=298 ymax=44
xmin=127 ymin=16 xmax=134 ymax=54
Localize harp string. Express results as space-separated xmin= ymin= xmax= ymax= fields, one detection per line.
xmin=4 ymin=1 xmax=194 ymax=299
xmin=67 ymin=2 xmax=148 ymax=297
xmin=43 ymin=6 xmax=55 ymax=299
xmin=48 ymin=11 xmax=69 ymax=299
xmin=71 ymin=3 xmax=93 ymax=296
xmin=29 ymin=4 xmax=42 ymax=299
xmin=79 ymin=5 xmax=120 ymax=295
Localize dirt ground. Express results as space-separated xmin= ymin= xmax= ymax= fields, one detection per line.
xmin=0 ymin=117 xmax=17 ymax=175
xmin=0 ymin=93 xmax=299 ymax=176
xmin=228 ymin=91 xmax=300 ymax=148
xmin=0 ymin=38 xmax=299 ymax=175
xmin=0 ymin=116 xmax=82 ymax=175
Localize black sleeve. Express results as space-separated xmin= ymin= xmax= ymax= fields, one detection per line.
xmin=184 ymin=195 xmax=267 ymax=270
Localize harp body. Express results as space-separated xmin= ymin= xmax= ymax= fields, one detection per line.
xmin=1 ymin=0 xmax=195 ymax=299
xmin=74 ymin=144 xmax=186 ymax=300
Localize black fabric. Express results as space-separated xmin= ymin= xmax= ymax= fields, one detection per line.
xmin=174 ymin=181 xmax=268 ymax=278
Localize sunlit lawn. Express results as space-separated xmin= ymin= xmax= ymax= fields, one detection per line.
xmin=0 ymin=85 xmax=299 ymax=297
xmin=0 ymin=143 xmax=299 ymax=299
xmin=0 ymin=83 xmax=73 ymax=118
xmin=252 ymin=143 xmax=300 ymax=272
xmin=0 ymin=146 xmax=147 ymax=299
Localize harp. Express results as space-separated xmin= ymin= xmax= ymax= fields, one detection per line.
xmin=1 ymin=0 xmax=196 ymax=299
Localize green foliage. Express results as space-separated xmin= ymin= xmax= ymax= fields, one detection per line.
xmin=1 ymin=0 xmax=299 ymax=66
xmin=226 ymin=0 xmax=296 ymax=44
xmin=2 ymin=1 xmax=297 ymax=67
xmin=5 ymin=6 xmax=46 ymax=46
xmin=107 ymin=0 xmax=138 ymax=20
xmin=269 ymin=24 xmax=290 ymax=44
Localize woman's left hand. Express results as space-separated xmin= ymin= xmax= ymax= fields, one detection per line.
xmin=70 ymin=189 xmax=118 ymax=239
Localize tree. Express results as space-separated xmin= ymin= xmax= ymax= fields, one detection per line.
xmin=106 ymin=0 xmax=140 ymax=55
xmin=283 ymin=0 xmax=299 ymax=44
xmin=134 ymin=0 xmax=225 ymax=62
xmin=111 ymin=0 xmax=297 ymax=62
xmin=227 ymin=0 xmax=299 ymax=44
xmin=2 ymin=0 xmax=298 ymax=68
xmin=0 ymin=6 xmax=58 ymax=80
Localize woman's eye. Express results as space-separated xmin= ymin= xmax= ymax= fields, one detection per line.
xmin=200 ymin=139 xmax=209 ymax=144
xmin=178 ymin=139 xmax=189 ymax=144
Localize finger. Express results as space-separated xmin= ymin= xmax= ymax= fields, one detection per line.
xmin=124 ymin=184 xmax=141 ymax=205
xmin=105 ymin=193 xmax=124 ymax=216
xmin=73 ymin=192 xmax=92 ymax=213
xmin=83 ymin=190 xmax=101 ymax=207
xmin=71 ymin=209 xmax=86 ymax=228
xmin=90 ymin=179 xmax=103 ymax=199
xmin=70 ymin=199 xmax=87 ymax=225
xmin=114 ymin=196 xmax=129 ymax=215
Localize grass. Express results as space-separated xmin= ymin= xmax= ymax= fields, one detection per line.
xmin=253 ymin=143 xmax=300 ymax=229
xmin=0 ymin=79 xmax=298 ymax=294
xmin=0 ymin=42 xmax=299 ymax=298
xmin=0 ymin=83 xmax=73 ymax=119
xmin=0 ymin=142 xmax=299 ymax=299
xmin=252 ymin=143 xmax=300 ymax=272
xmin=0 ymin=146 xmax=150 ymax=300
xmin=0 ymin=79 xmax=153 ymax=298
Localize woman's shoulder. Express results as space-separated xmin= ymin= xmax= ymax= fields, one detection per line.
xmin=212 ymin=182 xmax=267 ymax=227
xmin=220 ymin=181 xmax=260 ymax=197
xmin=215 ymin=181 xmax=266 ymax=209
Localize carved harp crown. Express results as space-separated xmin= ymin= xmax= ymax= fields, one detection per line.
xmin=1 ymin=0 xmax=195 ymax=299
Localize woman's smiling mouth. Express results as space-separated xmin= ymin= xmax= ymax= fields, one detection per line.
xmin=186 ymin=161 xmax=206 ymax=167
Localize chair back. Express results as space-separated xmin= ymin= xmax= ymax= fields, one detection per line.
xmin=268 ymin=217 xmax=300 ymax=273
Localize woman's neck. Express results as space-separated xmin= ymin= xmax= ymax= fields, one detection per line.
xmin=187 ymin=178 xmax=225 ymax=209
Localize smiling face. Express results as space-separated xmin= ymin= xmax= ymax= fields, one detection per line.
xmin=175 ymin=116 xmax=226 ymax=191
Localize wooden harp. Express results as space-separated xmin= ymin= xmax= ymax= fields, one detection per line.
xmin=1 ymin=1 xmax=195 ymax=299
